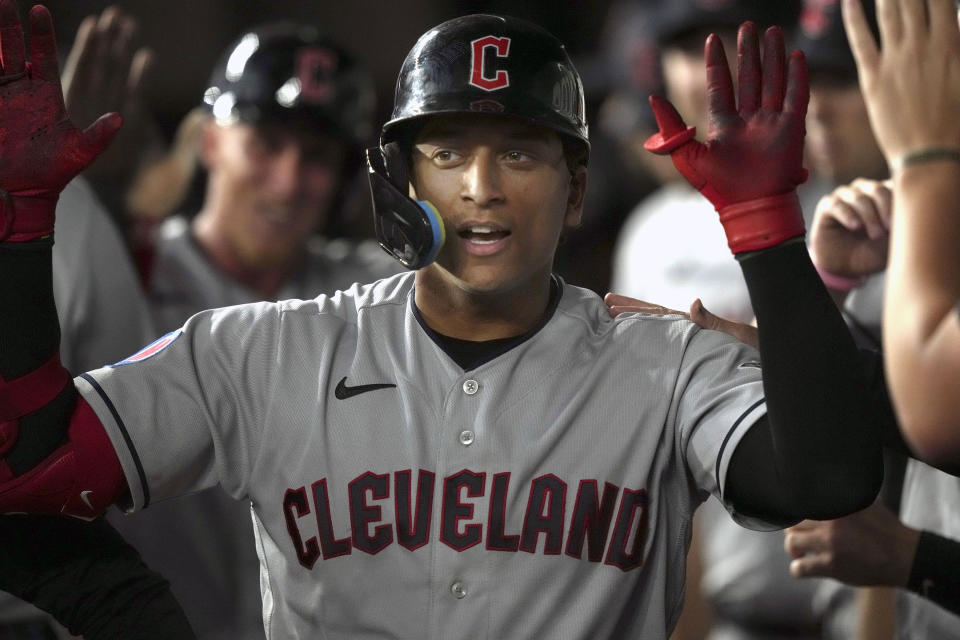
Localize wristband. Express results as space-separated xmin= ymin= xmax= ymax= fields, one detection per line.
xmin=0 ymin=191 xmax=59 ymax=243
xmin=906 ymin=530 xmax=960 ymax=616
xmin=813 ymin=264 xmax=866 ymax=292
xmin=891 ymin=147 xmax=960 ymax=174
xmin=717 ymin=191 xmax=806 ymax=254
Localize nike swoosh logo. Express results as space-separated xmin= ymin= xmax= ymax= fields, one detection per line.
xmin=335 ymin=376 xmax=396 ymax=400
xmin=81 ymin=490 xmax=95 ymax=511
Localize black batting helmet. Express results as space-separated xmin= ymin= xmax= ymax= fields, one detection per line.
xmin=381 ymin=14 xmax=589 ymax=159
xmin=203 ymin=22 xmax=375 ymax=147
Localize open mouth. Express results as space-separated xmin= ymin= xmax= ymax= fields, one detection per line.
xmin=457 ymin=224 xmax=511 ymax=245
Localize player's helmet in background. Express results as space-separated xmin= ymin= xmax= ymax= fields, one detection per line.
xmin=203 ymin=22 xmax=376 ymax=149
xmin=367 ymin=14 xmax=589 ymax=271
xmin=382 ymin=13 xmax=590 ymax=161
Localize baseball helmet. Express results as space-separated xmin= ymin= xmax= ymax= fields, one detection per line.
xmin=367 ymin=14 xmax=589 ymax=270
xmin=203 ymin=22 xmax=375 ymax=147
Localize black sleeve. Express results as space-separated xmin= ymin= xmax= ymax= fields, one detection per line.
xmin=724 ymin=239 xmax=883 ymax=523
xmin=0 ymin=514 xmax=195 ymax=640
xmin=907 ymin=530 xmax=960 ymax=618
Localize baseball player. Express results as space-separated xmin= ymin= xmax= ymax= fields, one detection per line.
xmin=107 ymin=24 xmax=399 ymax=640
xmin=0 ymin=6 xmax=885 ymax=639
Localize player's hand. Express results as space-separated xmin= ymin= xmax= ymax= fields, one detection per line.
xmin=62 ymin=6 xmax=163 ymax=218
xmin=604 ymin=294 xmax=759 ymax=349
xmin=644 ymin=21 xmax=809 ymax=254
xmin=809 ymin=178 xmax=891 ymax=279
xmin=842 ymin=0 xmax=960 ymax=168
xmin=0 ymin=1 xmax=122 ymax=242
xmin=784 ymin=501 xmax=920 ymax=587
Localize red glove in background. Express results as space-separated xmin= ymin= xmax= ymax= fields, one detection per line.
xmin=0 ymin=1 xmax=121 ymax=242
xmin=645 ymin=22 xmax=809 ymax=254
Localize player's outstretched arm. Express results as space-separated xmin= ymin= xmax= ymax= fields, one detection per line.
xmin=0 ymin=0 xmax=128 ymax=518
xmin=0 ymin=515 xmax=196 ymax=639
xmin=646 ymin=22 xmax=883 ymax=521
xmin=843 ymin=0 xmax=960 ymax=467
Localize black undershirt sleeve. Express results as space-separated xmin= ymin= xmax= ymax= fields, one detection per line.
xmin=0 ymin=515 xmax=196 ymax=639
xmin=724 ymin=239 xmax=883 ymax=523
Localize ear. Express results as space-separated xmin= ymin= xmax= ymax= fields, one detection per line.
xmin=199 ymin=120 xmax=222 ymax=171
xmin=563 ymin=166 xmax=588 ymax=229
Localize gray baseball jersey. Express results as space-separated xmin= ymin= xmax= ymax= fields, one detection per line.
xmin=149 ymin=215 xmax=401 ymax=333
xmin=77 ymin=272 xmax=769 ymax=639
xmin=109 ymin=214 xmax=401 ymax=640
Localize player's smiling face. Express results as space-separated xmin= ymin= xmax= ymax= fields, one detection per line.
xmin=409 ymin=114 xmax=586 ymax=295
xmin=203 ymin=121 xmax=343 ymax=270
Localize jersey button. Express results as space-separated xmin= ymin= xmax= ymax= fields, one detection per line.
xmin=459 ymin=430 xmax=475 ymax=446
xmin=462 ymin=379 xmax=479 ymax=395
xmin=450 ymin=581 xmax=468 ymax=599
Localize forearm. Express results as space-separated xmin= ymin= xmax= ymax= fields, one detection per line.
xmin=0 ymin=514 xmax=195 ymax=639
xmin=737 ymin=239 xmax=882 ymax=517
xmin=884 ymin=163 xmax=960 ymax=466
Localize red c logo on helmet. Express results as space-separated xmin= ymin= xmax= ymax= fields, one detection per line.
xmin=470 ymin=36 xmax=510 ymax=91
xmin=298 ymin=46 xmax=338 ymax=103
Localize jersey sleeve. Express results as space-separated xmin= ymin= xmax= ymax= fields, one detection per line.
xmin=672 ymin=326 xmax=774 ymax=530
xmin=74 ymin=301 xmax=283 ymax=511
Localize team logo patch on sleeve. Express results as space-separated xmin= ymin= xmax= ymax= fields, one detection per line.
xmin=111 ymin=330 xmax=183 ymax=367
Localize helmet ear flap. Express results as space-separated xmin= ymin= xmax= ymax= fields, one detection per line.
xmin=382 ymin=141 xmax=410 ymax=193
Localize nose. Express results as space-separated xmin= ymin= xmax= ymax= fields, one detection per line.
xmin=460 ymin=151 xmax=504 ymax=207
xmin=268 ymin=144 xmax=304 ymax=198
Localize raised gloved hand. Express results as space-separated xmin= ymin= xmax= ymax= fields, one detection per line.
xmin=645 ymin=22 xmax=809 ymax=254
xmin=0 ymin=1 xmax=122 ymax=242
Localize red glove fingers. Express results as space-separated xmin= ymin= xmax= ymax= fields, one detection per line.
xmin=0 ymin=2 xmax=122 ymax=243
xmin=644 ymin=22 xmax=811 ymax=254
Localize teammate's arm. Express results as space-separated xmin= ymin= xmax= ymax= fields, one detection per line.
xmin=646 ymin=22 xmax=882 ymax=522
xmin=0 ymin=515 xmax=196 ymax=639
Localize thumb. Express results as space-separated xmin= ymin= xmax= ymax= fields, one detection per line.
xmin=689 ymin=298 xmax=760 ymax=349
xmin=644 ymin=94 xmax=697 ymax=155
xmin=75 ymin=111 xmax=124 ymax=167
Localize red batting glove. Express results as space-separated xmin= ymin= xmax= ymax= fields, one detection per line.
xmin=645 ymin=22 xmax=809 ymax=254
xmin=0 ymin=2 xmax=122 ymax=242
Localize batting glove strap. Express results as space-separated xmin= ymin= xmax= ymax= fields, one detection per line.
xmin=0 ymin=352 xmax=70 ymax=424
xmin=0 ymin=395 xmax=124 ymax=520
xmin=718 ymin=191 xmax=806 ymax=254
xmin=0 ymin=192 xmax=59 ymax=242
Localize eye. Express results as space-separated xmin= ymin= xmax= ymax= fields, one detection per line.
xmin=503 ymin=150 xmax=534 ymax=165
xmin=432 ymin=149 xmax=463 ymax=165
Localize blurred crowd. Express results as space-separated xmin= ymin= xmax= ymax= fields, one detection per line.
xmin=1 ymin=0 xmax=958 ymax=638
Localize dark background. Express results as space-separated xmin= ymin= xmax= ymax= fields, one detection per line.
xmin=41 ymin=0 xmax=618 ymax=140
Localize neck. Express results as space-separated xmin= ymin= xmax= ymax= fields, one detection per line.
xmin=191 ymin=210 xmax=301 ymax=300
xmin=413 ymin=267 xmax=554 ymax=341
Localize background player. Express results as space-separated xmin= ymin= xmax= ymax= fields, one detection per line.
xmin=0 ymin=7 xmax=886 ymax=638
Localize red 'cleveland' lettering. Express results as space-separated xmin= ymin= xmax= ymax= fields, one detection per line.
xmin=395 ymin=469 xmax=434 ymax=550
xmin=519 ymin=474 xmax=566 ymax=554
xmin=441 ymin=470 xmax=486 ymax=551
xmin=605 ymin=488 xmax=648 ymax=572
xmin=282 ymin=469 xmax=649 ymax=571
xmin=349 ymin=472 xmax=393 ymax=554
xmin=469 ymin=36 xmax=510 ymax=91
xmin=297 ymin=46 xmax=337 ymax=102
xmin=565 ymin=480 xmax=620 ymax=562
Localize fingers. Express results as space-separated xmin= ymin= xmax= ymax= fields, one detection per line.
xmin=688 ymin=299 xmax=759 ymax=349
xmin=899 ymin=0 xmax=929 ymax=40
xmin=27 ymin=4 xmax=58 ymax=82
xmin=603 ymin=293 xmax=686 ymax=318
xmin=61 ymin=16 xmax=95 ymax=99
xmin=0 ymin=0 xmax=26 ymax=76
xmin=103 ymin=9 xmax=137 ymax=109
xmin=789 ymin=552 xmax=836 ymax=578
xmin=876 ymin=0 xmax=904 ymax=49
xmin=842 ymin=0 xmax=880 ymax=74
xmin=930 ymin=0 xmax=960 ymax=52
xmin=783 ymin=50 xmax=809 ymax=120
xmin=643 ymin=94 xmax=697 ymax=154
xmin=127 ymin=47 xmax=153 ymax=104
xmin=705 ymin=33 xmax=736 ymax=129
xmin=77 ymin=111 xmax=124 ymax=166
xmin=760 ymin=26 xmax=786 ymax=112
xmin=819 ymin=180 xmax=892 ymax=239
xmin=737 ymin=22 xmax=761 ymax=118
